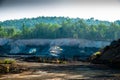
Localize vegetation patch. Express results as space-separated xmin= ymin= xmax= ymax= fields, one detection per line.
xmin=24 ymin=56 xmax=67 ymax=64
xmin=89 ymin=51 xmax=102 ymax=61
xmin=0 ymin=58 xmax=16 ymax=64
xmin=0 ymin=59 xmax=28 ymax=74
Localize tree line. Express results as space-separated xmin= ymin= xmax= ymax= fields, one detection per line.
xmin=0 ymin=17 xmax=120 ymax=41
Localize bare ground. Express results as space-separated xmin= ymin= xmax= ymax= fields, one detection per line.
xmin=0 ymin=60 xmax=120 ymax=80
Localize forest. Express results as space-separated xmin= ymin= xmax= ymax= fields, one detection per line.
xmin=0 ymin=16 xmax=120 ymax=41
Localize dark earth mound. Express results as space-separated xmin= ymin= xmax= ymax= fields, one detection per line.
xmin=90 ymin=39 xmax=120 ymax=68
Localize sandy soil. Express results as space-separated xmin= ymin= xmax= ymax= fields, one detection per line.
xmin=0 ymin=60 xmax=120 ymax=80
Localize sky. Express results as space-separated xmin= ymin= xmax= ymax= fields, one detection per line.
xmin=0 ymin=0 xmax=120 ymax=22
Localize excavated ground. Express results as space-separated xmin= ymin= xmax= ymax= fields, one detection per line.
xmin=0 ymin=57 xmax=120 ymax=80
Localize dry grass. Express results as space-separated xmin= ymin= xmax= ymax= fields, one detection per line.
xmin=0 ymin=58 xmax=28 ymax=74
xmin=0 ymin=58 xmax=16 ymax=64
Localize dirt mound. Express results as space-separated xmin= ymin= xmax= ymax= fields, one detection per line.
xmin=90 ymin=39 xmax=120 ymax=68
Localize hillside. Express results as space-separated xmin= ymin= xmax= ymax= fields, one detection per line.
xmin=0 ymin=38 xmax=110 ymax=60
